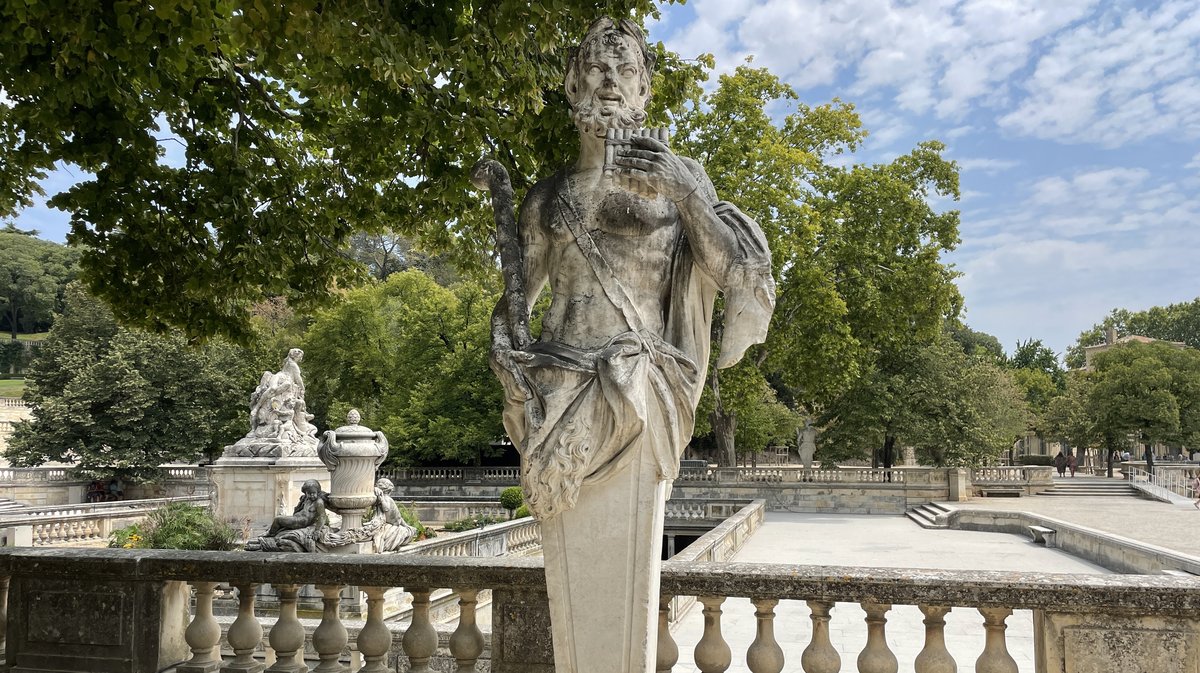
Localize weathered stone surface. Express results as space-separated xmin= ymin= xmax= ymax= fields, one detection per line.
xmin=1038 ymin=613 xmax=1200 ymax=673
xmin=221 ymin=348 xmax=319 ymax=459
xmin=478 ymin=16 xmax=774 ymax=672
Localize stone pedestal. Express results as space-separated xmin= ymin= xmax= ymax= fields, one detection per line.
xmin=539 ymin=439 xmax=668 ymax=673
xmin=211 ymin=457 xmax=330 ymax=534
xmin=948 ymin=468 xmax=969 ymax=501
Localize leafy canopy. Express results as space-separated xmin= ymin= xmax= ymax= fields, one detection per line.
xmin=6 ymin=283 xmax=256 ymax=479
xmin=0 ymin=1 xmax=702 ymax=341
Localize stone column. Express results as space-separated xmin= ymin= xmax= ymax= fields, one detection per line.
xmin=539 ymin=439 xmax=669 ymax=673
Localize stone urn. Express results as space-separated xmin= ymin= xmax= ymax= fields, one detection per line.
xmin=318 ymin=409 xmax=389 ymax=523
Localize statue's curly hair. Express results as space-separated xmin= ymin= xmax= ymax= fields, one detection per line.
xmin=565 ymin=17 xmax=656 ymax=108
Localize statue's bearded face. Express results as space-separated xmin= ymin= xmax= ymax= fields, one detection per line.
xmin=567 ymin=31 xmax=650 ymax=137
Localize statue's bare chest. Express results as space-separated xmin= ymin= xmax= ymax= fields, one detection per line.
xmin=546 ymin=183 xmax=679 ymax=246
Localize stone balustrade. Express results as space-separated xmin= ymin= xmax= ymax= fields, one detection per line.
xmin=0 ymin=398 xmax=26 ymax=408
xmin=403 ymin=517 xmax=542 ymax=559
xmin=0 ymin=495 xmax=210 ymax=547
xmin=379 ymin=466 xmax=521 ymax=484
xmin=1 ymin=546 xmax=1197 ymax=672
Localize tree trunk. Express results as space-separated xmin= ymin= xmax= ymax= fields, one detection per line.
xmin=711 ymin=409 xmax=737 ymax=468
xmin=882 ymin=435 xmax=896 ymax=482
xmin=709 ymin=367 xmax=737 ymax=467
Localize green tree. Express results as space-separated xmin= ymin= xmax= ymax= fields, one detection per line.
xmin=1043 ymin=372 xmax=1099 ymax=454
xmin=0 ymin=2 xmax=703 ymax=341
xmin=820 ymin=332 xmax=1028 ymax=467
xmin=947 ymin=323 xmax=1004 ymax=361
xmin=7 ymin=284 xmax=255 ymax=479
xmin=0 ymin=231 xmax=78 ymax=337
xmin=301 ymin=270 xmax=503 ymax=465
xmin=670 ymin=65 xmax=961 ymax=460
xmin=1086 ymin=342 xmax=1200 ymax=459
xmin=1066 ymin=298 xmax=1200 ymax=368
xmin=1007 ymin=338 xmax=1064 ymax=387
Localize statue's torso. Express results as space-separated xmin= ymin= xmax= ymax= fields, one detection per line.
xmin=539 ymin=170 xmax=679 ymax=350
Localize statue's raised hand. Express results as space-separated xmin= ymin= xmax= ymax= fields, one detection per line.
xmin=613 ymin=136 xmax=699 ymax=203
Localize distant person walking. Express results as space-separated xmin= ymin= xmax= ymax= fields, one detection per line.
xmin=1191 ymin=473 xmax=1200 ymax=510
xmin=1054 ymin=451 xmax=1067 ymax=477
xmin=1067 ymin=453 xmax=1077 ymax=478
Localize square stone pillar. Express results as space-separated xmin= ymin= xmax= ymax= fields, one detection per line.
xmin=210 ymin=456 xmax=329 ymax=534
xmin=1034 ymin=609 xmax=1200 ymax=672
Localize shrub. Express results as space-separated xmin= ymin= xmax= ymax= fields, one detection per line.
xmin=1017 ymin=455 xmax=1055 ymax=466
xmin=514 ymin=504 xmax=531 ymax=519
xmin=443 ymin=513 xmax=506 ymax=532
xmin=398 ymin=504 xmax=435 ymax=540
xmin=109 ymin=503 xmax=240 ymax=550
xmin=499 ymin=486 xmax=524 ymax=518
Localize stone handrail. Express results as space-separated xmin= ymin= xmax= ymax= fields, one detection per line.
xmin=1 ymin=546 xmax=1197 ymax=672
xmin=379 ymin=466 xmax=521 ymax=484
xmin=971 ymin=466 xmax=1030 ymax=482
xmin=0 ymin=495 xmax=210 ymax=547
xmin=676 ymin=466 xmax=913 ymax=484
xmin=400 ymin=517 xmax=540 ymax=558
xmin=0 ymin=398 xmax=26 ymax=408
xmin=0 ymin=463 xmax=205 ymax=485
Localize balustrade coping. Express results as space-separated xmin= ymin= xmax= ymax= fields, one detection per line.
xmin=2 ymin=547 xmax=1198 ymax=613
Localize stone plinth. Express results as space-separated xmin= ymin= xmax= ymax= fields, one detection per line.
xmin=211 ymin=456 xmax=329 ymax=534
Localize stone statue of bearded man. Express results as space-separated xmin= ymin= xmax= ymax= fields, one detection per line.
xmin=481 ymin=16 xmax=776 ymax=673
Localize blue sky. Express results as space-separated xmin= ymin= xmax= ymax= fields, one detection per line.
xmin=13 ymin=0 xmax=1200 ymax=358
xmin=650 ymin=0 xmax=1200 ymax=357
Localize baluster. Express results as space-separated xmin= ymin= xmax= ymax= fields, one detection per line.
xmin=694 ymin=595 xmax=731 ymax=673
xmin=312 ymin=585 xmax=349 ymax=672
xmin=266 ymin=584 xmax=307 ymax=673
xmin=657 ymin=595 xmax=678 ymax=673
xmin=746 ymin=598 xmax=784 ymax=673
xmin=857 ymin=601 xmax=898 ymax=673
xmin=356 ymin=587 xmax=392 ymax=673
xmin=449 ymin=588 xmax=485 ymax=673
xmin=976 ymin=607 xmax=1018 ymax=673
xmin=223 ymin=584 xmax=265 ymax=672
xmin=176 ymin=581 xmax=222 ymax=673
xmin=403 ymin=587 xmax=438 ymax=673
xmin=0 ymin=576 xmax=9 ymax=658
xmin=801 ymin=600 xmax=840 ymax=673
xmin=914 ymin=605 xmax=956 ymax=673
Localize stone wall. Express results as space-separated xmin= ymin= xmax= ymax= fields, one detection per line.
xmin=948 ymin=507 xmax=1200 ymax=575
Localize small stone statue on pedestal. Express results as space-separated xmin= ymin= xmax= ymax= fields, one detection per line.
xmin=245 ymin=477 xmax=415 ymax=554
xmin=223 ymin=348 xmax=319 ymax=458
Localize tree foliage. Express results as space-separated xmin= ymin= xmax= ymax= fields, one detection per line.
xmin=301 ymin=269 xmax=503 ymax=465
xmin=0 ymin=2 xmax=704 ymax=341
xmin=820 ymin=331 xmax=1029 ymax=467
xmin=1066 ymin=297 xmax=1200 ymax=369
xmin=0 ymin=230 xmax=78 ymax=337
xmin=1086 ymin=342 xmax=1200 ymax=450
xmin=668 ymin=65 xmax=961 ymax=462
xmin=7 ymin=283 xmax=255 ymax=479
xmin=673 ymin=64 xmax=961 ymax=412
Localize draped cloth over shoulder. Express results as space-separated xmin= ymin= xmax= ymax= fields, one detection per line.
xmin=497 ymin=199 xmax=775 ymax=520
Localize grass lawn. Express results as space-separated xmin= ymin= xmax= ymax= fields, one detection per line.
xmin=0 ymin=379 xmax=25 ymax=398
xmin=13 ymin=332 xmax=49 ymax=342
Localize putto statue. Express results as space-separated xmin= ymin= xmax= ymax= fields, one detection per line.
xmin=473 ymin=16 xmax=775 ymax=673
xmin=245 ymin=477 xmax=415 ymax=554
xmin=223 ymin=348 xmax=319 ymax=458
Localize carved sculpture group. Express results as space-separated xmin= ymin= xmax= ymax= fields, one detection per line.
xmin=224 ymin=348 xmax=320 ymax=458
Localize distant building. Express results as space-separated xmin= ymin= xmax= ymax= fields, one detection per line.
xmin=1082 ymin=326 xmax=1187 ymax=370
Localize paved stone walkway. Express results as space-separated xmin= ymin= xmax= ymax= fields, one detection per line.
xmin=667 ymin=482 xmax=1199 ymax=673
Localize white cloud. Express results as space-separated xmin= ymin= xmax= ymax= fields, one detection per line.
xmin=955 ymin=158 xmax=1020 ymax=175
xmin=999 ymin=1 xmax=1200 ymax=147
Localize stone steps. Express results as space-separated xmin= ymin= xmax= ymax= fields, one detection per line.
xmin=1036 ymin=480 xmax=1138 ymax=497
xmin=905 ymin=502 xmax=952 ymax=529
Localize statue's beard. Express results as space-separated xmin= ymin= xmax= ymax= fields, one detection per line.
xmin=572 ymin=94 xmax=648 ymax=137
